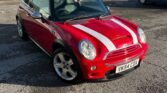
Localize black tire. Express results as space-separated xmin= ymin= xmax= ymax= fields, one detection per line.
xmin=16 ymin=18 xmax=28 ymax=40
xmin=52 ymin=48 xmax=83 ymax=83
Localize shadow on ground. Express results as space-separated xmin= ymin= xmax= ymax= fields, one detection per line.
xmin=0 ymin=24 xmax=140 ymax=87
xmin=0 ymin=24 xmax=78 ymax=87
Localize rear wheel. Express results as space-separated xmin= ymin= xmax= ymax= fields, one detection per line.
xmin=16 ymin=18 xmax=28 ymax=40
xmin=53 ymin=48 xmax=82 ymax=83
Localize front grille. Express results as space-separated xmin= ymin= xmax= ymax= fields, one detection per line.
xmin=106 ymin=44 xmax=141 ymax=60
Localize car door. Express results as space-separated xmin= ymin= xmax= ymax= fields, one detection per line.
xmin=26 ymin=0 xmax=56 ymax=54
xmin=19 ymin=0 xmax=34 ymax=37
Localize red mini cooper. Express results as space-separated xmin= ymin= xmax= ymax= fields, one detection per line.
xmin=16 ymin=0 xmax=148 ymax=82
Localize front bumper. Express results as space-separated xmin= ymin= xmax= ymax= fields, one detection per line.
xmin=80 ymin=44 xmax=148 ymax=80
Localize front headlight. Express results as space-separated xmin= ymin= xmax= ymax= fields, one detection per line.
xmin=138 ymin=28 xmax=146 ymax=43
xmin=79 ymin=40 xmax=96 ymax=60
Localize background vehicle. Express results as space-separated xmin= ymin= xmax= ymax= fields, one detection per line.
xmin=139 ymin=0 xmax=167 ymax=5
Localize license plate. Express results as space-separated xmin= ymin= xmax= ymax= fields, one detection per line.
xmin=115 ymin=59 xmax=139 ymax=73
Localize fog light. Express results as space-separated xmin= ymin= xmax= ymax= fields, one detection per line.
xmin=91 ymin=66 xmax=97 ymax=71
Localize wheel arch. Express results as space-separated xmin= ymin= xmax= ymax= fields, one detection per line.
xmin=16 ymin=15 xmax=19 ymax=20
xmin=52 ymin=39 xmax=77 ymax=58
xmin=52 ymin=39 xmax=83 ymax=80
xmin=52 ymin=39 xmax=80 ymax=59
xmin=16 ymin=14 xmax=22 ymax=22
xmin=52 ymin=39 xmax=66 ymax=53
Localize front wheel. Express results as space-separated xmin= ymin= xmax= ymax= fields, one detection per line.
xmin=53 ymin=48 xmax=82 ymax=83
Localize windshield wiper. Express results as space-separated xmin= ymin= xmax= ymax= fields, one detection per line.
xmin=65 ymin=15 xmax=97 ymax=22
xmin=99 ymin=13 xmax=110 ymax=18
xmin=65 ymin=13 xmax=110 ymax=22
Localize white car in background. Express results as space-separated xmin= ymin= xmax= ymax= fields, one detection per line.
xmin=139 ymin=0 xmax=167 ymax=5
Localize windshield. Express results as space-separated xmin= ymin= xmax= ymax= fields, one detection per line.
xmin=53 ymin=0 xmax=109 ymax=21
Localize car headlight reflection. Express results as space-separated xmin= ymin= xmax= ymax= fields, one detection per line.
xmin=79 ymin=40 xmax=96 ymax=60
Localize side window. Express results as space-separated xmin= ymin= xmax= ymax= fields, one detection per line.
xmin=31 ymin=0 xmax=50 ymax=17
xmin=23 ymin=0 xmax=29 ymax=4
xmin=54 ymin=0 xmax=61 ymax=8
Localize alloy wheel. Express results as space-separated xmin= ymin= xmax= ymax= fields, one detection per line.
xmin=53 ymin=52 xmax=77 ymax=81
xmin=17 ymin=20 xmax=24 ymax=38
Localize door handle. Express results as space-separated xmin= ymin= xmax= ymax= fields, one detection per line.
xmin=26 ymin=13 xmax=31 ymax=16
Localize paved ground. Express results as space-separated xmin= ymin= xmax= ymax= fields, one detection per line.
xmin=0 ymin=0 xmax=167 ymax=93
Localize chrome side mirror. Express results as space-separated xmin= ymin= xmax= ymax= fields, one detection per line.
xmin=31 ymin=11 xmax=42 ymax=19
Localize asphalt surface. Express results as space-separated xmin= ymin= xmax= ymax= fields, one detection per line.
xmin=0 ymin=0 xmax=167 ymax=93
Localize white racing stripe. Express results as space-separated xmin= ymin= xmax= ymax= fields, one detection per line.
xmin=111 ymin=18 xmax=138 ymax=44
xmin=73 ymin=24 xmax=116 ymax=51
